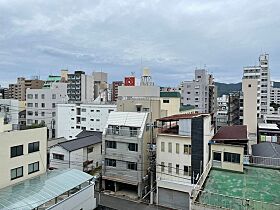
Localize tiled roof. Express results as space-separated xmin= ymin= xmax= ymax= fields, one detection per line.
xmin=213 ymin=125 xmax=247 ymax=140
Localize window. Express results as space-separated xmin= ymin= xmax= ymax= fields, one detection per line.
xmin=11 ymin=166 xmax=23 ymax=180
xmin=105 ymin=158 xmax=116 ymax=167
xmin=168 ymin=142 xmax=172 ymax=153
xmin=184 ymin=166 xmax=191 ymax=176
xmin=184 ymin=145 xmax=191 ymax=154
xmin=161 ymin=162 xmax=165 ymax=172
xmin=128 ymin=143 xmax=138 ymax=152
xmin=213 ymin=152 xmax=221 ymax=161
xmin=41 ymin=103 xmax=45 ymax=108
xmin=161 ymin=142 xmax=165 ymax=152
xmin=248 ymin=84 xmax=251 ymax=87
xmin=81 ymin=108 xmax=86 ymax=112
xmin=53 ymin=153 xmax=64 ymax=160
xmin=176 ymin=143 xmax=179 ymax=154
xmin=27 ymin=111 xmax=33 ymax=116
xmin=176 ymin=164 xmax=179 ymax=175
xmin=136 ymin=106 xmax=141 ymax=112
xmin=90 ymin=119 xmax=94 ymax=121
xmin=143 ymin=108 xmax=149 ymax=112
xmin=35 ymin=103 xmax=38 ymax=107
xmin=168 ymin=163 xmax=172 ymax=174
xmin=52 ymin=94 xmax=56 ymax=99
xmin=108 ymin=109 xmax=114 ymax=113
xmin=28 ymin=161 xmax=39 ymax=174
xmin=28 ymin=142 xmax=39 ymax=153
xmin=96 ymin=110 xmax=100 ymax=112
xmin=41 ymin=112 xmax=45 ymax=116
xmin=52 ymin=112 xmax=56 ymax=117
xmin=27 ymin=103 xmax=33 ymax=107
xmin=224 ymin=152 xmax=240 ymax=164
xmin=35 ymin=94 xmax=38 ymax=99
xmin=96 ymin=119 xmax=100 ymax=122
xmin=127 ymin=162 xmax=137 ymax=170
xmin=52 ymin=103 xmax=56 ymax=108
xmin=163 ymin=99 xmax=169 ymax=103
xmin=27 ymin=94 xmax=33 ymax=99
xmin=81 ymin=118 xmax=86 ymax=121
xmin=106 ymin=141 xmax=117 ymax=149
xmin=88 ymin=147 xmax=93 ymax=153
xmin=11 ymin=145 xmax=23 ymax=158
xmin=41 ymin=94 xmax=45 ymax=99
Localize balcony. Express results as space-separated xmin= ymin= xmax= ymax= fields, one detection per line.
xmin=105 ymin=128 xmax=140 ymax=138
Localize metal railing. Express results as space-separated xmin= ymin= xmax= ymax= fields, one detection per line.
xmin=105 ymin=128 xmax=140 ymax=138
xmin=191 ymin=161 xmax=212 ymax=201
xmin=244 ymin=155 xmax=280 ymax=167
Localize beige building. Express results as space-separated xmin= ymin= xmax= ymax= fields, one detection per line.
xmin=0 ymin=118 xmax=47 ymax=188
xmin=241 ymin=79 xmax=259 ymax=147
xmin=210 ymin=144 xmax=244 ymax=173
xmin=8 ymin=77 xmax=44 ymax=101
xmin=156 ymin=113 xmax=214 ymax=210
xmin=160 ymin=91 xmax=196 ymax=117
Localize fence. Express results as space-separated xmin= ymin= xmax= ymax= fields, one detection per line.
xmin=244 ymin=155 xmax=280 ymax=167
xmin=193 ymin=190 xmax=280 ymax=210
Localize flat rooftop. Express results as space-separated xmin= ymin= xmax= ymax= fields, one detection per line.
xmin=198 ymin=166 xmax=280 ymax=209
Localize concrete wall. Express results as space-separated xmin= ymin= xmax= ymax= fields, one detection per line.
xmin=211 ymin=144 xmax=244 ymax=172
xmin=118 ymin=86 xmax=160 ymax=98
xmin=56 ymin=103 xmax=116 ymax=139
xmin=160 ymin=97 xmax=181 ymax=117
xmin=242 ymin=79 xmax=258 ymax=135
xmin=0 ymin=127 xmax=47 ymax=188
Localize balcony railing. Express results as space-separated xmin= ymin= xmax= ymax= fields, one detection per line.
xmin=244 ymin=155 xmax=280 ymax=167
xmin=105 ymin=128 xmax=140 ymax=138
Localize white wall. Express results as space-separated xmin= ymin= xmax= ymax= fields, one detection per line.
xmin=48 ymin=183 xmax=96 ymax=210
xmin=56 ymin=103 xmax=116 ymax=140
xmin=0 ymin=99 xmax=19 ymax=126
xmin=0 ymin=127 xmax=47 ymax=188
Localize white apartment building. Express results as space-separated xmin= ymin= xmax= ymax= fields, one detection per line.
xmin=156 ymin=113 xmax=214 ymax=210
xmin=243 ymin=53 xmax=270 ymax=117
xmin=217 ymin=95 xmax=229 ymax=128
xmin=50 ymin=131 xmax=102 ymax=171
xmin=0 ymin=118 xmax=47 ymax=189
xmin=56 ymin=103 xmax=116 ymax=140
xmin=271 ymin=86 xmax=280 ymax=105
xmin=0 ymin=99 xmax=19 ymax=128
xmin=26 ymin=82 xmax=68 ymax=139
xmin=181 ymin=69 xmax=217 ymax=114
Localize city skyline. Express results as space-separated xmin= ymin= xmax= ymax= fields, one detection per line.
xmin=1 ymin=0 xmax=280 ymax=87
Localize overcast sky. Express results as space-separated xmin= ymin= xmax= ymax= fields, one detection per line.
xmin=1 ymin=0 xmax=280 ymax=87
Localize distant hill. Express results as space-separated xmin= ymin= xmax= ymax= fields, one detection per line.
xmin=215 ymin=82 xmax=242 ymax=97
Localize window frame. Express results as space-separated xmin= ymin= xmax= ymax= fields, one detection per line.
xmin=28 ymin=141 xmax=40 ymax=153
xmin=10 ymin=145 xmax=23 ymax=158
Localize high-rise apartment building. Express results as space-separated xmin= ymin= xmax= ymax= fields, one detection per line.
xmin=243 ymin=53 xmax=270 ymax=117
xmin=26 ymin=83 xmax=68 ymax=139
xmin=111 ymin=81 xmax=123 ymax=101
xmin=0 ymin=86 xmax=8 ymax=99
xmin=8 ymin=77 xmax=44 ymax=101
xmin=67 ymin=71 xmax=94 ymax=102
xmin=181 ymin=69 xmax=217 ymax=114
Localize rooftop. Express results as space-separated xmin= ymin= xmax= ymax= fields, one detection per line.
xmin=57 ymin=131 xmax=102 ymax=152
xmin=252 ymin=142 xmax=280 ymax=159
xmin=258 ymin=123 xmax=280 ymax=130
xmin=0 ymin=169 xmax=93 ymax=210
xmin=160 ymin=91 xmax=181 ymax=98
xmin=198 ymin=166 xmax=280 ymax=209
xmin=213 ymin=125 xmax=248 ymax=140
xmin=157 ymin=113 xmax=206 ymax=122
xmin=106 ymin=112 xmax=148 ymax=128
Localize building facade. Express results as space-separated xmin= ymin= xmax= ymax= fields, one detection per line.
xmin=181 ymin=69 xmax=217 ymax=114
xmin=102 ymin=112 xmax=150 ymax=197
xmin=0 ymin=122 xmax=47 ymax=189
xmin=0 ymin=99 xmax=20 ymax=129
xmin=8 ymin=77 xmax=44 ymax=101
xmin=156 ymin=113 xmax=214 ymax=209
xmin=67 ymin=71 xmax=94 ymax=102
xmin=56 ymin=103 xmax=116 ymax=139
xmin=111 ymin=81 xmax=123 ymax=101
xmin=26 ymin=83 xmax=68 ymax=139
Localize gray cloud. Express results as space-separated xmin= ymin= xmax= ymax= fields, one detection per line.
xmin=1 ymin=0 xmax=280 ymax=87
